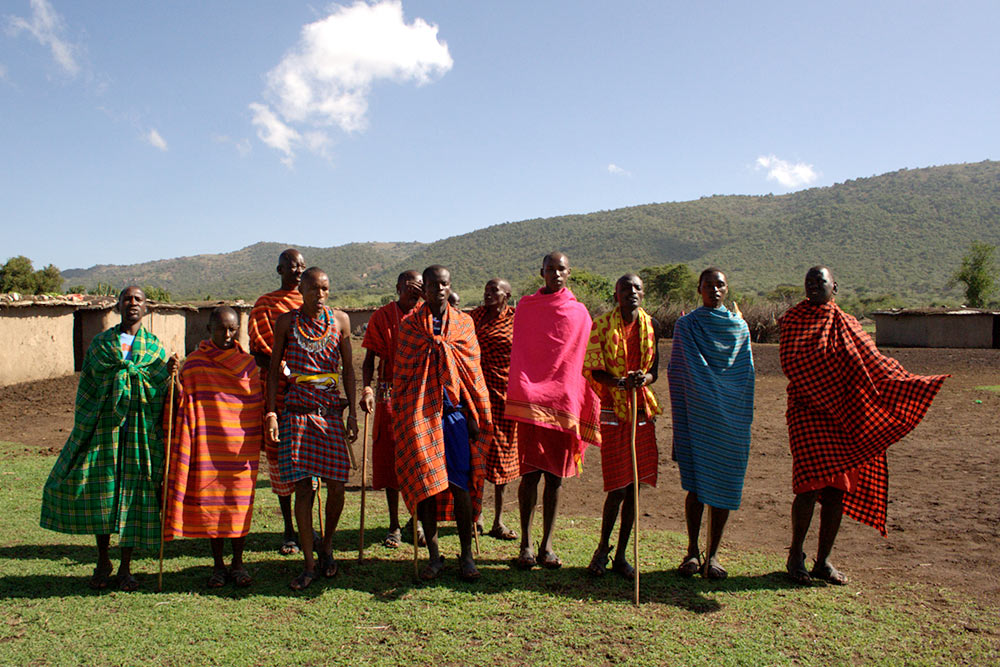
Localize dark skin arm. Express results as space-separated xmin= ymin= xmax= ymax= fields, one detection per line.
xmin=265 ymin=312 xmax=293 ymax=444
xmin=359 ymin=349 xmax=377 ymax=414
xmin=334 ymin=310 xmax=359 ymax=442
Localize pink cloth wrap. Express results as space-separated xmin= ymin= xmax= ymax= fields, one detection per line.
xmin=506 ymin=288 xmax=601 ymax=475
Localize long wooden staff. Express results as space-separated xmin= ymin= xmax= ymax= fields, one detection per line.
xmin=358 ymin=411 xmax=370 ymax=561
xmin=628 ymin=386 xmax=640 ymax=606
xmin=158 ymin=365 xmax=178 ymax=592
xmin=413 ymin=511 xmax=420 ymax=578
xmin=316 ymin=481 xmax=323 ymax=540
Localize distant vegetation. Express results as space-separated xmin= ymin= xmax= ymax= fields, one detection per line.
xmin=58 ymin=161 xmax=1000 ymax=310
xmin=948 ymin=241 xmax=997 ymax=308
xmin=0 ymin=256 xmax=63 ymax=294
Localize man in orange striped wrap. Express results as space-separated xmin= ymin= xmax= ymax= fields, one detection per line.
xmin=164 ymin=306 xmax=264 ymax=588
xmin=392 ymin=265 xmax=493 ymax=582
xmin=248 ymin=248 xmax=305 ymax=556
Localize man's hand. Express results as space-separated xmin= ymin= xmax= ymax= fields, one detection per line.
xmin=166 ymin=353 xmax=181 ymax=376
xmin=466 ymin=417 xmax=480 ymax=441
xmin=265 ymin=413 xmax=280 ymax=445
xmin=360 ymin=387 xmax=375 ymax=414
xmin=346 ymin=414 xmax=359 ymax=443
xmin=625 ymin=370 xmax=647 ymax=389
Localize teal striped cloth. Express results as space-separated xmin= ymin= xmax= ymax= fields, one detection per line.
xmin=668 ymin=306 xmax=755 ymax=511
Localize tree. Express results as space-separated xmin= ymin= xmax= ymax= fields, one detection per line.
xmin=948 ymin=241 xmax=997 ymax=307
xmin=639 ymin=264 xmax=696 ymax=305
xmin=35 ymin=264 xmax=63 ymax=293
xmin=0 ymin=256 xmax=37 ymax=293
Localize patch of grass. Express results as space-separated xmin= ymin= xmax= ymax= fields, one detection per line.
xmin=974 ymin=385 xmax=1000 ymax=393
xmin=1 ymin=443 xmax=997 ymax=666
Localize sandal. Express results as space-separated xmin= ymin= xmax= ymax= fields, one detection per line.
xmin=487 ymin=525 xmax=518 ymax=541
xmin=786 ymin=551 xmax=812 ymax=585
xmin=611 ymin=558 xmax=636 ymax=581
xmin=515 ymin=548 xmax=536 ymax=570
xmin=318 ymin=553 xmax=339 ymax=578
xmin=230 ymin=566 xmax=253 ymax=588
xmin=383 ymin=529 xmax=402 ymax=549
xmin=289 ymin=570 xmax=316 ymax=591
xmin=116 ymin=573 xmax=139 ymax=592
xmin=88 ymin=564 xmax=114 ymax=590
xmin=811 ymin=561 xmax=847 ymax=585
xmin=278 ymin=539 xmax=300 ymax=556
xmin=538 ymin=550 xmax=562 ymax=570
xmin=420 ymin=556 xmax=445 ymax=581
xmin=207 ymin=567 xmax=229 ymax=589
xmin=587 ymin=546 xmax=611 ymax=577
xmin=678 ymin=554 xmax=701 ymax=578
xmin=459 ymin=557 xmax=481 ymax=582
xmin=701 ymin=557 xmax=727 ymax=580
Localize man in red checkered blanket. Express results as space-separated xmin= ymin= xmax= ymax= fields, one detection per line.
xmin=780 ymin=266 xmax=947 ymax=586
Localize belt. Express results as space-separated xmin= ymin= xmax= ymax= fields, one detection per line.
xmin=376 ymin=381 xmax=392 ymax=402
xmin=286 ymin=404 xmax=340 ymax=417
xmin=599 ymin=408 xmax=649 ymax=427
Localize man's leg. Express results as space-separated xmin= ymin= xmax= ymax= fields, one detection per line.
xmin=517 ymin=471 xmax=542 ymax=563
xmin=117 ymin=546 xmax=137 ymax=591
xmin=813 ymin=487 xmax=847 ymax=584
xmin=788 ymin=490 xmax=819 ymax=583
xmin=320 ymin=480 xmax=346 ymax=575
xmin=208 ymin=538 xmax=228 ymax=587
xmin=489 ymin=482 xmax=517 ymax=539
xmin=537 ymin=471 xmax=563 ymax=566
xmin=612 ymin=485 xmax=640 ymax=578
xmin=681 ymin=492 xmax=703 ymax=573
xmin=451 ymin=484 xmax=479 ymax=580
xmin=229 ymin=536 xmax=251 ymax=586
xmin=291 ymin=478 xmax=316 ymax=588
xmin=89 ymin=534 xmax=113 ymax=589
xmin=588 ymin=489 xmax=624 ymax=576
xmin=703 ymin=506 xmax=730 ymax=579
xmin=417 ymin=495 xmax=444 ymax=579
xmin=386 ymin=488 xmax=401 ymax=531
xmin=278 ymin=494 xmax=298 ymax=551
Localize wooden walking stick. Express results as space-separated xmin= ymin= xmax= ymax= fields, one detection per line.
xmin=359 ymin=411 xmax=370 ymax=561
xmin=158 ymin=365 xmax=178 ymax=592
xmin=315 ymin=481 xmax=323 ymax=540
xmin=628 ymin=385 xmax=641 ymax=606
xmin=413 ymin=511 xmax=420 ymax=578
xmin=473 ymin=521 xmax=480 ymax=556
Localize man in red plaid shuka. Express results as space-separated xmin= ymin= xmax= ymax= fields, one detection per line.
xmin=393 ymin=265 xmax=493 ymax=582
xmin=780 ymin=266 xmax=947 ymax=586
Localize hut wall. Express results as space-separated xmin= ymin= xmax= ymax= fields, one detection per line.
xmin=0 ymin=306 xmax=75 ymax=385
xmin=874 ymin=314 xmax=996 ymax=348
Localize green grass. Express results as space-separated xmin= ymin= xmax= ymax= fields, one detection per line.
xmin=2 ymin=442 xmax=996 ymax=666
xmin=974 ymin=385 xmax=1000 ymax=393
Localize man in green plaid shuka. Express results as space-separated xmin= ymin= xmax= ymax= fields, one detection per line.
xmin=41 ymin=286 xmax=178 ymax=592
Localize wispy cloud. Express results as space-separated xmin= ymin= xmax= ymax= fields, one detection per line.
xmin=250 ymin=0 xmax=452 ymax=165
xmin=607 ymin=163 xmax=631 ymax=177
xmin=147 ymin=129 xmax=168 ymax=151
xmin=755 ymin=154 xmax=818 ymax=189
xmin=0 ymin=63 xmax=7 ymax=81
xmin=213 ymin=134 xmax=252 ymax=158
xmin=7 ymin=0 xmax=80 ymax=76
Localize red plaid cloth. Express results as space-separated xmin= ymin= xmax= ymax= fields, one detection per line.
xmin=392 ymin=303 xmax=492 ymax=515
xmin=361 ymin=302 xmax=410 ymax=490
xmin=248 ymin=288 xmax=303 ymax=496
xmin=470 ymin=305 xmax=519 ymax=485
xmin=278 ymin=308 xmax=350 ymax=483
xmin=780 ymin=300 xmax=947 ymax=535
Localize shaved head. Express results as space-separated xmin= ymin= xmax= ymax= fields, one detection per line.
xmin=208 ymin=305 xmax=239 ymax=330
xmin=542 ymin=251 xmax=569 ymax=270
xmin=301 ymin=267 xmax=328 ymax=287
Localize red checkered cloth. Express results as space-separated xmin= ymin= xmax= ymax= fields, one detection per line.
xmin=470 ymin=305 xmax=519 ymax=485
xmin=248 ymin=288 xmax=303 ymax=496
xmin=780 ymin=300 xmax=948 ymax=535
xmin=361 ymin=301 xmax=411 ymax=490
xmin=278 ymin=308 xmax=351 ymax=483
xmin=392 ymin=303 xmax=492 ymax=516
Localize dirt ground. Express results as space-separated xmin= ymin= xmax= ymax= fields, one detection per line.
xmin=2 ymin=341 xmax=998 ymax=604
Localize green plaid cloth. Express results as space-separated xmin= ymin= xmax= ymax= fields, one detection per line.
xmin=40 ymin=325 xmax=170 ymax=549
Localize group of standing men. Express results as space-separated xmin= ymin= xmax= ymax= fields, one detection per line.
xmin=39 ymin=248 xmax=947 ymax=592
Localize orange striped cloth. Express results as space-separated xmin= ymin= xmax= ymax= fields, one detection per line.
xmin=164 ymin=341 xmax=264 ymax=540
xmin=470 ymin=304 xmax=519 ymax=485
xmin=247 ymin=288 xmax=302 ymax=496
xmin=392 ymin=303 xmax=493 ymax=515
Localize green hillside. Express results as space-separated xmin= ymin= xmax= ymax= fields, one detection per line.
xmin=62 ymin=161 xmax=1000 ymax=305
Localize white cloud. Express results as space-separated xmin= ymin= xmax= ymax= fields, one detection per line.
xmin=607 ymin=163 xmax=631 ymax=176
xmin=250 ymin=0 xmax=452 ymax=164
xmin=213 ymin=134 xmax=252 ymax=157
xmin=755 ymin=154 xmax=818 ymax=189
xmin=7 ymin=0 xmax=80 ymax=76
xmin=147 ymin=129 xmax=168 ymax=151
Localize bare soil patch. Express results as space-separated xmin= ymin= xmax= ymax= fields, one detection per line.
xmin=2 ymin=341 xmax=997 ymax=604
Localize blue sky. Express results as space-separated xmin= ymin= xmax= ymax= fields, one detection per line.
xmin=3 ymin=1 xmax=999 ymax=270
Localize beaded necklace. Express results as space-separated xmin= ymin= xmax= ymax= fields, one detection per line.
xmin=293 ymin=307 xmax=334 ymax=353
